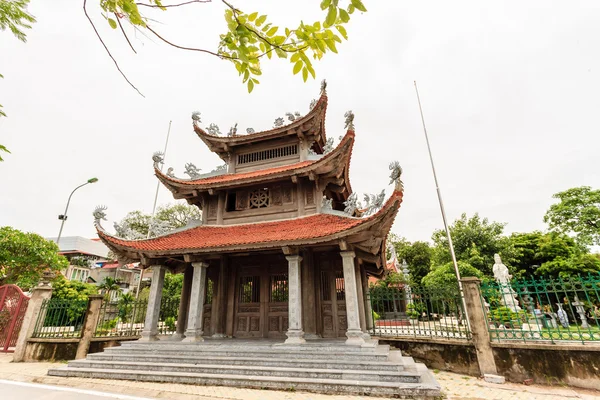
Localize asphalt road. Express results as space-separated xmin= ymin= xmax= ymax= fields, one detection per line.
xmin=0 ymin=380 xmax=153 ymax=400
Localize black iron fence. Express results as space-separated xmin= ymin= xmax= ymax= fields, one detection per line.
xmin=31 ymin=299 xmax=88 ymax=338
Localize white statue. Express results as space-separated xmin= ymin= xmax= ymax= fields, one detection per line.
xmin=492 ymin=254 xmax=511 ymax=284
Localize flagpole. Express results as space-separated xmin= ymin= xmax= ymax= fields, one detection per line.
xmin=413 ymin=81 xmax=470 ymax=327
xmin=136 ymin=120 xmax=172 ymax=298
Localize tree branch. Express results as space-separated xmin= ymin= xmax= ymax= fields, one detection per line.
xmin=83 ymin=0 xmax=144 ymax=97
xmin=145 ymin=25 xmax=235 ymax=59
xmin=136 ymin=0 xmax=212 ymax=8
xmin=115 ymin=13 xmax=137 ymax=54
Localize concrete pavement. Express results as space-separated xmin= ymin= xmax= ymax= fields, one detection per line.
xmin=0 ymin=353 xmax=598 ymax=399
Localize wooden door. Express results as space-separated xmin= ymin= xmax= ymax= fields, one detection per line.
xmin=234 ymin=274 xmax=262 ymax=337
xmin=318 ymin=257 xmax=347 ymax=338
xmin=267 ymin=273 xmax=288 ymax=338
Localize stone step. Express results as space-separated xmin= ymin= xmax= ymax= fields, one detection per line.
xmin=87 ymin=352 xmax=405 ymax=372
xmin=102 ymin=346 xmax=390 ymax=361
xmin=48 ymin=366 xmax=441 ymax=398
xmin=114 ymin=340 xmax=388 ymax=353
xmin=67 ymin=360 xmax=420 ymax=383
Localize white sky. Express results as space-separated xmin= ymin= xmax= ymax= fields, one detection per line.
xmin=1 ymin=0 xmax=598 ymax=244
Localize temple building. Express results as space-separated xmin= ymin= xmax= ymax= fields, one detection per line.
xmin=52 ymin=83 xmax=440 ymax=396
xmin=94 ymin=83 xmax=404 ymax=345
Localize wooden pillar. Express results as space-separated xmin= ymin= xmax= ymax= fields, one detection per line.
xmin=183 ymin=262 xmax=208 ymax=342
xmin=302 ymin=249 xmax=318 ymax=338
xmin=213 ymin=256 xmax=229 ymax=337
xmin=225 ymin=261 xmax=238 ymax=337
xmin=216 ymin=192 xmax=225 ymax=225
xmin=140 ymin=265 xmax=166 ymax=341
xmin=172 ymin=266 xmax=193 ymax=340
xmin=297 ymin=181 xmax=305 ymax=217
xmin=340 ymin=251 xmax=364 ymax=345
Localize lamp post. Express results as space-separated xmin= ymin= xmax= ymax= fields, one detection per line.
xmin=56 ymin=177 xmax=99 ymax=246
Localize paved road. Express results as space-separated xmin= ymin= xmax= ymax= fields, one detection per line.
xmin=0 ymin=380 xmax=152 ymax=400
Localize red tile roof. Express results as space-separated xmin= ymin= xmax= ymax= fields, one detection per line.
xmin=162 ymin=160 xmax=314 ymax=186
xmin=98 ymin=190 xmax=403 ymax=254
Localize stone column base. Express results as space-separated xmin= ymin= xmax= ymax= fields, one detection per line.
xmin=284 ymin=329 xmax=306 ymax=344
xmin=345 ymin=329 xmax=365 ymax=346
xmin=168 ymin=333 xmax=185 ymax=341
xmin=182 ymin=330 xmax=204 ymax=342
xmin=138 ymin=332 xmax=159 ymax=342
xmin=211 ymin=333 xmax=227 ymax=338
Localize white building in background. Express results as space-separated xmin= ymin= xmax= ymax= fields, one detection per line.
xmin=47 ymin=236 xmax=110 ymax=283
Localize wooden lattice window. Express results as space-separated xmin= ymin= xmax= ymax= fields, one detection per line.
xmin=269 ymin=274 xmax=289 ymax=302
xmin=249 ymin=188 xmax=270 ymax=208
xmin=239 ymin=276 xmax=260 ymax=303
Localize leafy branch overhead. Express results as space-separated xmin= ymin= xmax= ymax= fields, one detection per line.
xmin=95 ymin=0 xmax=368 ymax=93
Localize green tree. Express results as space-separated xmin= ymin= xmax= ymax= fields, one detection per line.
xmin=509 ymin=231 xmax=583 ymax=277
xmin=117 ymin=292 xmax=135 ymax=322
xmin=544 ymin=186 xmax=600 ymax=247
xmin=390 ymin=236 xmax=433 ymax=287
xmin=535 ymin=253 xmax=600 ymax=278
xmin=51 ymin=274 xmax=98 ymax=302
xmin=431 ymin=213 xmax=515 ymax=276
xmin=99 ymin=277 xmax=122 ymax=299
xmin=0 ymin=227 xmax=69 ymax=290
xmin=421 ymin=261 xmax=484 ymax=289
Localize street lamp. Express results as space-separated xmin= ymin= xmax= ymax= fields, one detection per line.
xmin=56 ymin=177 xmax=99 ymax=246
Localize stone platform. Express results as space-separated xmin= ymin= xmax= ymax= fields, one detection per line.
xmin=48 ymin=338 xmax=440 ymax=398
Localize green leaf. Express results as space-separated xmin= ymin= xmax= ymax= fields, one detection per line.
xmin=275 ymin=48 xmax=287 ymax=58
xmin=324 ymin=39 xmax=338 ymax=53
xmin=243 ymin=69 xmax=250 ymax=82
xmin=313 ymin=21 xmax=321 ymax=30
xmin=256 ymin=15 xmax=267 ymax=26
xmin=336 ymin=25 xmax=348 ymax=40
xmin=290 ymin=53 xmax=301 ymax=62
xmin=316 ymin=39 xmax=326 ymax=52
xmin=351 ymin=0 xmax=367 ymax=12
xmin=302 ymin=67 xmax=308 ymax=82
xmin=247 ymin=79 xmax=255 ymax=93
xmin=339 ymin=9 xmax=350 ymax=23
xmin=293 ymin=60 xmax=303 ymax=75
xmin=267 ymin=26 xmax=278 ymax=37
xmin=325 ymin=5 xmax=337 ymax=27
xmin=320 ymin=0 xmax=331 ymax=10
xmin=108 ymin=18 xmax=118 ymax=29
xmin=248 ymin=12 xmax=258 ymax=22
xmin=348 ymin=4 xmax=355 ymax=14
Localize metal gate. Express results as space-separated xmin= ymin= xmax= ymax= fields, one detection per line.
xmin=0 ymin=284 xmax=30 ymax=352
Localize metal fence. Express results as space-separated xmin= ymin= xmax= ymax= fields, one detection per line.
xmin=480 ymin=274 xmax=600 ymax=344
xmin=31 ymin=299 xmax=88 ymax=338
xmin=367 ymin=285 xmax=471 ymax=340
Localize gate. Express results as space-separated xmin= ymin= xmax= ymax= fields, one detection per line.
xmin=0 ymin=284 xmax=30 ymax=352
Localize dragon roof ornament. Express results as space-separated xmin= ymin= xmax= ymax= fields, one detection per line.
xmin=344 ymin=110 xmax=355 ymax=131
xmin=389 ymin=161 xmax=404 ymax=192
xmin=320 ymin=79 xmax=327 ymax=95
xmin=93 ymin=205 xmax=107 ymax=230
xmin=191 ymin=111 xmax=202 ymax=122
xmin=152 ymin=151 xmax=164 ymax=169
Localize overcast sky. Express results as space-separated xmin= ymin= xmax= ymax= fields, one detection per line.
xmin=1 ymin=1 xmax=598 ymax=245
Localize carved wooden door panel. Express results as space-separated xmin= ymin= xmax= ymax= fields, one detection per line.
xmin=267 ymin=273 xmax=288 ymax=338
xmin=318 ymin=257 xmax=347 ymax=338
xmin=234 ymin=274 xmax=262 ymax=337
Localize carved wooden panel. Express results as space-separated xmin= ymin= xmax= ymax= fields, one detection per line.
xmin=208 ymin=197 xmax=218 ymax=218
xmin=337 ymin=304 xmax=346 ymax=312
xmin=282 ymin=317 xmax=289 ymax=332
xmin=238 ymin=306 xmax=260 ymax=313
xmin=282 ymin=185 xmax=293 ymax=203
xmin=306 ymin=188 xmax=314 ymax=205
xmin=322 ymin=304 xmax=332 ymax=312
xmin=203 ymin=317 xmax=211 ymax=331
xmin=271 ymin=186 xmax=282 ymax=206
xmin=237 ymin=317 xmax=247 ymax=332
xmin=250 ymin=317 xmax=260 ymax=331
xmin=236 ymin=190 xmax=248 ymax=210
xmin=269 ymin=317 xmax=279 ymax=332
xmin=323 ymin=315 xmax=333 ymax=331
xmin=269 ymin=306 xmax=288 ymax=312
xmin=338 ymin=316 xmax=348 ymax=331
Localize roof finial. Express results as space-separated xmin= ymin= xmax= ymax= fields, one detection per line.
xmin=191 ymin=111 xmax=201 ymax=123
xmin=320 ymin=79 xmax=327 ymax=95
xmin=344 ymin=110 xmax=355 ymax=131
xmin=228 ymin=123 xmax=238 ymax=137
xmin=93 ymin=205 xmax=108 ymax=230
xmin=184 ymin=163 xmax=202 ymax=179
xmin=152 ymin=151 xmax=164 ymax=168
xmin=389 ymin=161 xmax=404 ymax=192
xmin=206 ymin=123 xmax=221 ymax=136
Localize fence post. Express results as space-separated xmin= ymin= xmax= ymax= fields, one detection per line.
xmin=460 ymin=277 xmax=498 ymax=376
xmin=12 ymin=284 xmax=52 ymax=362
xmin=75 ymin=294 xmax=104 ymax=360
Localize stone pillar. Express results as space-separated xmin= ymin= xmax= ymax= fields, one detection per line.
xmin=285 ymin=255 xmax=305 ymax=344
xmin=341 ymin=251 xmax=365 ymax=345
xmin=461 ymin=277 xmax=498 ymax=376
xmin=139 ymin=265 xmax=166 ymax=342
xmin=361 ymin=267 xmax=374 ymax=331
xmin=75 ymin=294 xmax=104 ymax=359
xmin=183 ymin=262 xmax=209 ymax=342
xmin=213 ymin=257 xmax=228 ymax=338
xmin=171 ymin=266 xmax=193 ymax=340
xmin=13 ymin=285 xmax=53 ymax=362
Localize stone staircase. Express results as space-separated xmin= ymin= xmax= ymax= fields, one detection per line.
xmin=48 ymin=339 xmax=441 ymax=398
